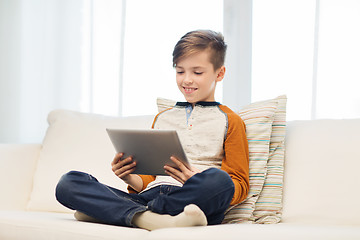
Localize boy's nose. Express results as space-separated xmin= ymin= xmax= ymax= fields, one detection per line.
xmin=183 ymin=75 xmax=193 ymax=84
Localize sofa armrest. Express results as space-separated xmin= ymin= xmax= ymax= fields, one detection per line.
xmin=0 ymin=144 xmax=41 ymax=210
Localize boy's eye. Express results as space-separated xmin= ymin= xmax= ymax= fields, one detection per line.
xmin=194 ymin=72 xmax=203 ymax=75
xmin=177 ymin=71 xmax=184 ymax=74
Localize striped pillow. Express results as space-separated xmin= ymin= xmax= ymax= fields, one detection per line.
xmin=223 ymin=95 xmax=287 ymax=224
xmin=252 ymin=95 xmax=287 ymax=223
xmin=222 ymin=97 xmax=279 ymax=223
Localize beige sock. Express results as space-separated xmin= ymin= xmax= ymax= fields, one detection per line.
xmin=74 ymin=211 xmax=102 ymax=224
xmin=132 ymin=204 xmax=208 ymax=231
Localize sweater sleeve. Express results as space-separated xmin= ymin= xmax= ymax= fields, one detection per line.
xmin=219 ymin=105 xmax=250 ymax=205
xmin=127 ymin=175 xmax=156 ymax=193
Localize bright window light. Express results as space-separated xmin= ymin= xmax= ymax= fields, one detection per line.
xmin=122 ymin=0 xmax=223 ymax=116
xmin=315 ymin=0 xmax=360 ymax=119
xmin=252 ymin=0 xmax=360 ymax=120
xmin=252 ymin=0 xmax=316 ymax=120
xmin=82 ymin=0 xmax=125 ymax=116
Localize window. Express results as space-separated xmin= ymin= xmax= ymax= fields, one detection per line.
xmin=252 ymin=0 xmax=360 ymax=120
xmin=315 ymin=0 xmax=360 ymax=119
xmin=85 ymin=0 xmax=223 ymax=117
xmin=81 ymin=0 xmax=125 ymax=116
xmin=4 ymin=0 xmax=360 ymax=143
xmin=252 ymin=0 xmax=316 ymax=120
xmin=122 ymin=0 xmax=223 ymax=116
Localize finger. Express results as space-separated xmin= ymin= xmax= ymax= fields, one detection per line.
xmin=170 ymin=156 xmax=187 ymax=170
xmin=111 ymin=152 xmax=124 ymax=166
xmin=114 ymin=160 xmax=135 ymax=174
xmin=164 ymin=164 xmax=181 ymax=175
xmin=164 ymin=165 xmax=185 ymax=183
xmin=117 ymin=166 xmax=136 ymax=179
xmin=164 ymin=169 xmax=184 ymax=184
xmin=117 ymin=155 xmax=134 ymax=167
xmin=112 ymin=156 xmax=134 ymax=172
xmin=114 ymin=161 xmax=136 ymax=176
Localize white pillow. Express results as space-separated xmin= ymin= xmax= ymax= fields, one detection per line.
xmin=27 ymin=110 xmax=154 ymax=213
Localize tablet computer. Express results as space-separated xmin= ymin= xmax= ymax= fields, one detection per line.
xmin=106 ymin=128 xmax=189 ymax=175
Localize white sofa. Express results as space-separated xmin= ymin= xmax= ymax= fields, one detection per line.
xmin=1 ymin=107 xmax=360 ymax=240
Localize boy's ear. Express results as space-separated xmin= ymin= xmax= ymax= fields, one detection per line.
xmin=216 ymin=66 xmax=226 ymax=82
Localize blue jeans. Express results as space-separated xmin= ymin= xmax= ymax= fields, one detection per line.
xmin=55 ymin=168 xmax=234 ymax=227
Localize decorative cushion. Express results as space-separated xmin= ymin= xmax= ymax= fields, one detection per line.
xmin=226 ymin=96 xmax=286 ymax=223
xmin=157 ymin=97 xmax=177 ymax=112
xmin=252 ymin=95 xmax=287 ymax=223
xmin=27 ymin=110 xmax=154 ymax=212
xmin=156 ymin=96 xmax=287 ymax=224
xmin=224 ymin=96 xmax=287 ymax=223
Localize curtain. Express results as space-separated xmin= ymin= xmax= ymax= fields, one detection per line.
xmin=0 ymin=0 xmax=125 ymax=143
xmin=0 ymin=0 xmax=86 ymax=143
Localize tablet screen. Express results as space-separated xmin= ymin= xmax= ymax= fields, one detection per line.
xmin=106 ymin=129 xmax=189 ymax=175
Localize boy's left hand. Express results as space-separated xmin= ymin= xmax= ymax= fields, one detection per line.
xmin=164 ymin=156 xmax=201 ymax=184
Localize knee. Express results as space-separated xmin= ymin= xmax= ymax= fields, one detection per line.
xmin=197 ymin=168 xmax=234 ymax=192
xmin=55 ymin=171 xmax=89 ymax=204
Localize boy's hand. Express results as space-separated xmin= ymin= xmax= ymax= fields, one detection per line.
xmin=111 ymin=152 xmax=136 ymax=182
xmin=164 ymin=156 xmax=201 ymax=184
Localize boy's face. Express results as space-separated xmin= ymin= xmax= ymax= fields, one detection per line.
xmin=175 ymin=50 xmax=225 ymax=105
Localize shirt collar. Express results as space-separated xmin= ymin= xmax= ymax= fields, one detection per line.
xmin=175 ymin=101 xmax=221 ymax=107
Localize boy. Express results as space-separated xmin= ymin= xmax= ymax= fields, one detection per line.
xmin=56 ymin=30 xmax=249 ymax=230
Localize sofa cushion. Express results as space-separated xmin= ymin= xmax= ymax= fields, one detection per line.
xmin=2 ymin=211 xmax=360 ymax=240
xmin=0 ymin=211 xmax=148 ymax=240
xmin=148 ymin=223 xmax=360 ymax=240
xmin=27 ymin=110 xmax=154 ymax=212
xmin=282 ymin=119 xmax=360 ymax=225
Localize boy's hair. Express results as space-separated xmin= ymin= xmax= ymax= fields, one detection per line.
xmin=172 ymin=30 xmax=227 ymax=70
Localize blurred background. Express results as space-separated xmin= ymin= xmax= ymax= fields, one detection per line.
xmin=1 ymin=0 xmax=359 ymax=143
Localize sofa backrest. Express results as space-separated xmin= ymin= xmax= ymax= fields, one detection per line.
xmin=15 ymin=108 xmax=360 ymax=226
xmin=26 ymin=110 xmax=155 ymax=213
xmin=282 ymin=119 xmax=360 ymax=225
xmin=0 ymin=144 xmax=41 ymax=210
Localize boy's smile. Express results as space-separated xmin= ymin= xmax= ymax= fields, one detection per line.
xmin=175 ymin=50 xmax=225 ymax=105
xmin=183 ymin=87 xmax=198 ymax=94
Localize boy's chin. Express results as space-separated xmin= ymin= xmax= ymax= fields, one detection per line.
xmin=184 ymin=99 xmax=196 ymax=104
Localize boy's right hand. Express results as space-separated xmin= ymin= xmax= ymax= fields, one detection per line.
xmin=111 ymin=152 xmax=137 ymax=182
